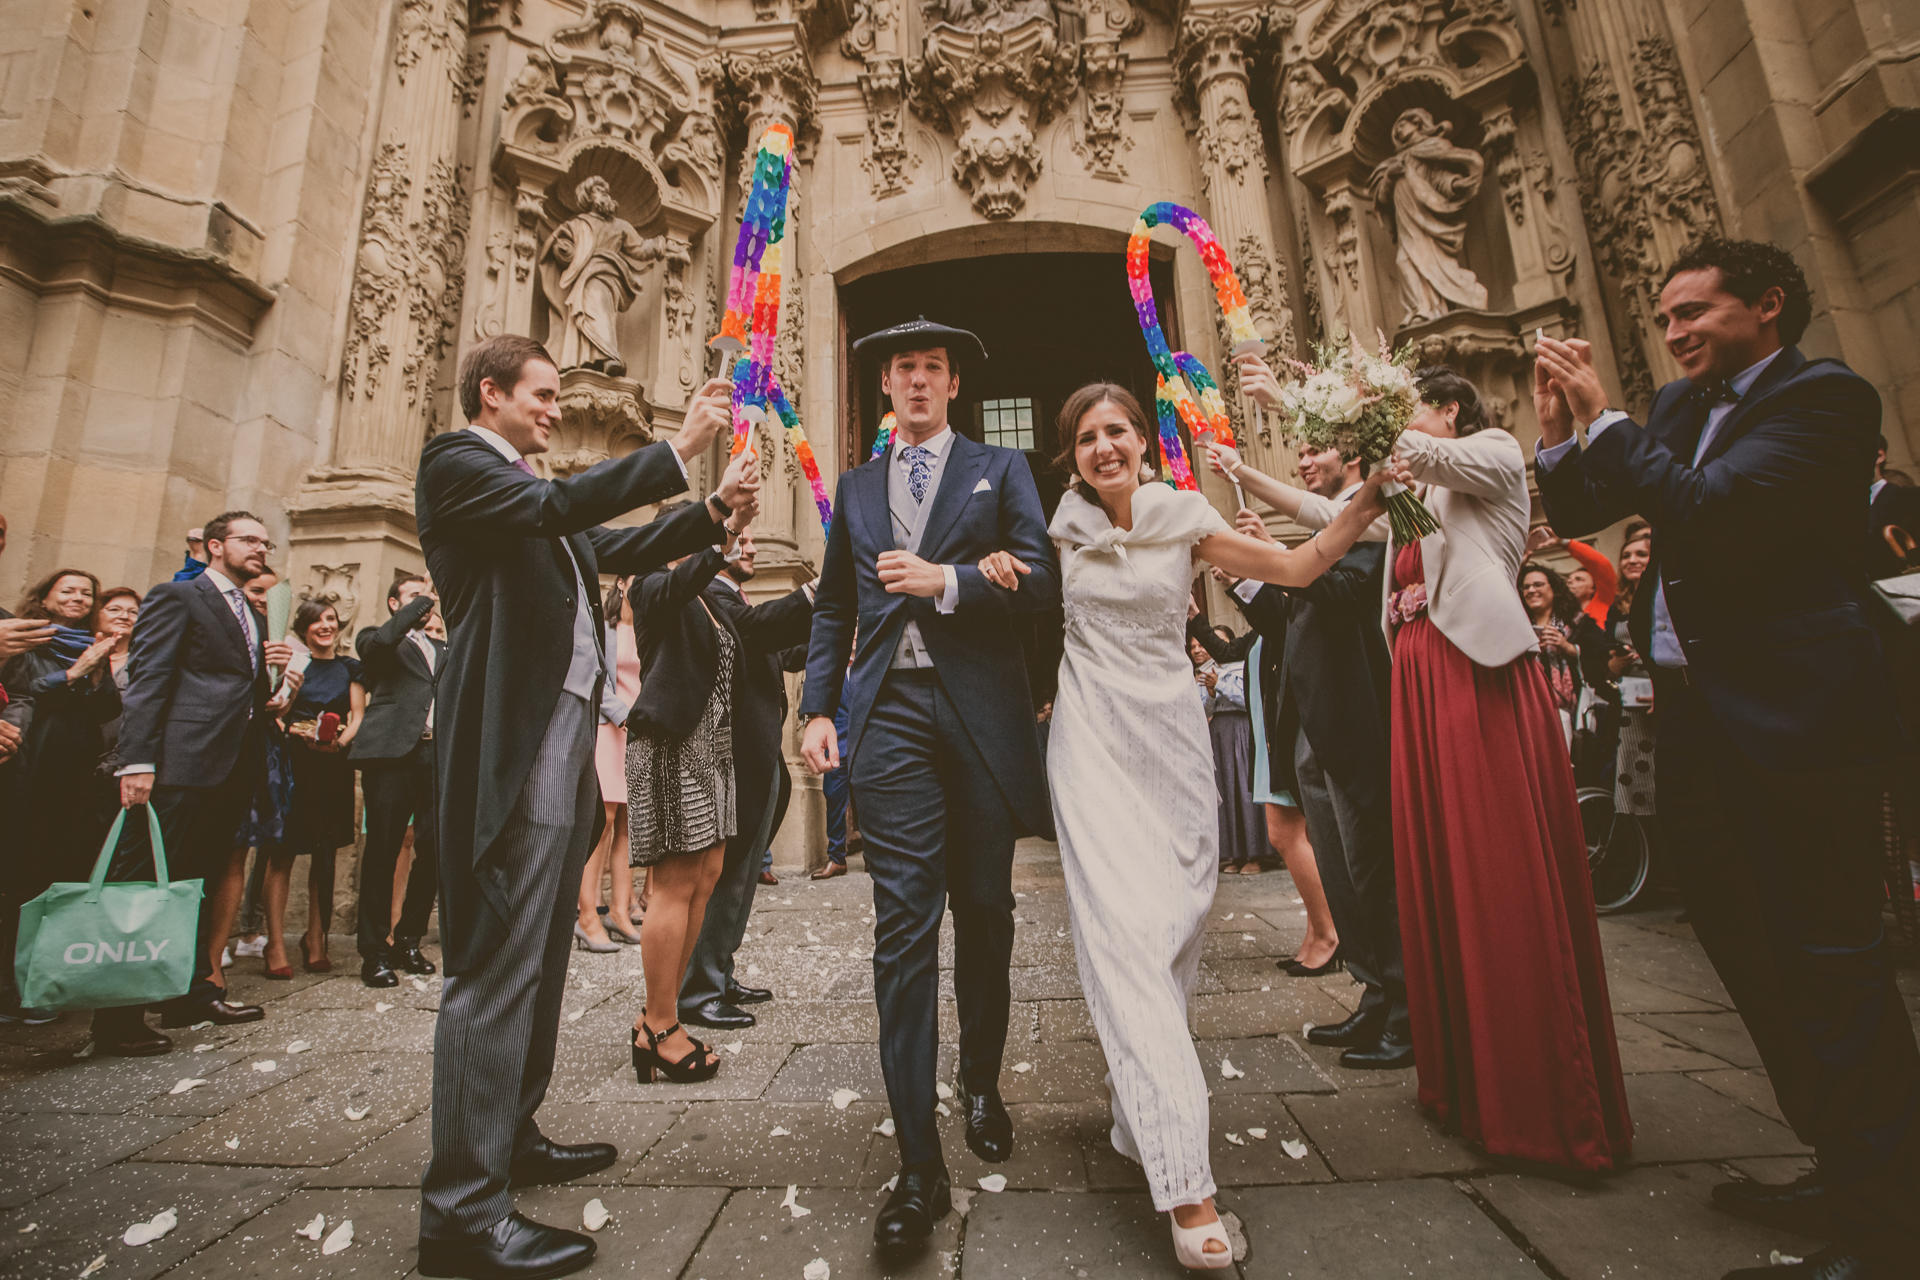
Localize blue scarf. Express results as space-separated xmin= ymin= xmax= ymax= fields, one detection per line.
xmin=45 ymin=625 xmax=94 ymax=665
xmin=173 ymin=553 xmax=207 ymax=582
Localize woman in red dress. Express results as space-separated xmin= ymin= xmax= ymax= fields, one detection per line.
xmin=1385 ymin=367 xmax=1632 ymax=1173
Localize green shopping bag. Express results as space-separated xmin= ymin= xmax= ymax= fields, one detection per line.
xmin=14 ymin=805 xmax=203 ymax=1010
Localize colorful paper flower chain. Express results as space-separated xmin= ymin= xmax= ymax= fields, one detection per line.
xmin=1127 ymin=202 xmax=1264 ymax=488
xmin=870 ymin=412 xmax=897 ymax=461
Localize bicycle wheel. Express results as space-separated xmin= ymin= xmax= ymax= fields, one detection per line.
xmin=1578 ymin=786 xmax=1652 ymax=914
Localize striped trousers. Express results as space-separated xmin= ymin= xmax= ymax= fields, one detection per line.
xmin=421 ymin=693 xmax=599 ymax=1238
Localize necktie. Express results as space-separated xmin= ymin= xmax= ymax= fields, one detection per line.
xmin=512 ymin=457 xmax=537 ymax=476
xmin=1683 ymin=379 xmax=1739 ymax=462
xmin=901 ymin=445 xmax=933 ymax=505
xmin=226 ymin=589 xmax=257 ymax=672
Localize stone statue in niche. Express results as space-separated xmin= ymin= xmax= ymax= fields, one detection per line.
xmin=1367 ymin=108 xmax=1489 ymax=324
xmin=537 ymin=175 xmax=683 ymax=377
xmin=922 ymin=0 xmax=1074 ymax=32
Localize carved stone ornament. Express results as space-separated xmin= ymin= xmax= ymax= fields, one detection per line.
xmin=908 ymin=15 xmax=1080 ymax=219
xmin=1234 ymin=232 xmax=1292 ymax=351
xmin=858 ymin=57 xmax=915 ymax=195
xmin=395 ymin=0 xmax=470 ymax=97
xmin=546 ymin=368 xmax=654 ymax=477
xmin=544 ymin=0 xmax=693 ymax=152
xmin=842 ymin=0 xmax=894 ymax=59
xmin=469 ymin=0 xmax=518 ymax=28
xmin=1563 ymin=34 xmax=1723 ymax=408
xmin=700 ymin=47 xmax=819 ymax=145
xmin=303 ymin=564 xmax=361 ymax=635
xmin=1073 ymin=39 xmax=1130 ymax=179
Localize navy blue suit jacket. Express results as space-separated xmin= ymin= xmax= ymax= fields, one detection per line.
xmin=1536 ymin=345 xmax=1908 ymax=772
xmin=802 ymin=431 xmax=1061 ymax=837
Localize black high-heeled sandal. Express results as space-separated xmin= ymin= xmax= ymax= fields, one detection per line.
xmin=632 ymin=1020 xmax=720 ymax=1084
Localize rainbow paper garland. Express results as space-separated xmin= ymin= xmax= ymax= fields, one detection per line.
xmin=1126 ymin=202 xmax=1265 ymax=489
xmin=870 ymin=412 xmax=897 ymax=461
xmin=705 ymin=123 xmax=833 ymax=533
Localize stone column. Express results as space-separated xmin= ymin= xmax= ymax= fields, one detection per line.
xmin=1175 ymin=5 xmax=1294 ymax=475
xmin=288 ymin=0 xmax=476 ymax=633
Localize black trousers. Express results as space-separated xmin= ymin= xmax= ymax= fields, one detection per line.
xmin=356 ymin=742 xmax=440 ymax=955
xmin=98 ymin=730 xmax=261 ymax=1031
xmin=851 ymin=669 xmax=1016 ymax=1167
xmin=1659 ymin=673 xmax=1919 ymax=1270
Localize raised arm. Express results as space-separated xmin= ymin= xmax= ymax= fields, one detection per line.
xmin=735 ymin=584 xmax=816 ymax=655
xmin=1393 ymin=426 xmax=1528 ymax=502
xmin=629 ymin=546 xmax=730 ymax=634
xmin=1200 ymin=469 xmax=1394 ymax=587
xmin=354 ymin=594 xmax=434 ymax=672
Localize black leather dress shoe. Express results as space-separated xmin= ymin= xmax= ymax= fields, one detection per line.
xmin=393 ymin=938 xmax=437 ymax=975
xmin=1722 ymin=1246 xmax=1869 ymax=1280
xmin=1306 ymin=1009 xmax=1383 ymax=1048
xmin=158 ymin=998 xmax=264 ymax=1028
xmin=98 ymin=1029 xmax=173 ymax=1057
xmin=955 ymin=1080 xmax=1014 ymax=1163
xmin=507 ymin=1137 xmax=619 ymax=1188
xmin=874 ymin=1161 xmax=951 ymax=1250
xmin=362 ymin=953 xmax=400 ymax=988
xmin=417 ymin=1212 xmax=596 ymax=1279
xmin=682 ymin=998 xmax=755 ymax=1030
xmin=1340 ymin=1030 xmax=1415 ymax=1070
xmin=724 ymin=981 xmax=772 ymax=1006
xmin=1711 ymin=1169 xmax=1829 ymax=1237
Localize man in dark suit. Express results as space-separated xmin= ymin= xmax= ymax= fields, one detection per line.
xmin=678 ymin=527 xmax=815 ymax=1031
xmin=414 ymin=335 xmax=754 ymax=1280
xmin=1535 ymin=237 xmax=1919 ymax=1280
xmin=800 ymin=320 xmax=1061 ymax=1251
xmin=350 ymin=573 xmax=444 ymax=988
xmin=114 ymin=510 xmax=287 ymax=1051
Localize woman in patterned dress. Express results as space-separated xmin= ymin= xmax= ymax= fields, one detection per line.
xmin=624 ymin=501 xmax=752 ymax=1083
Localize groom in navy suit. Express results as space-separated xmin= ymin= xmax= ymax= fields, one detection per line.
xmin=1535 ymin=238 xmax=1917 ymax=1280
xmin=802 ymin=319 xmax=1060 ymax=1250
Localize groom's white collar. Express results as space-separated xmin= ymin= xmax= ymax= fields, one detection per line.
xmin=891 ymin=425 xmax=953 ymax=458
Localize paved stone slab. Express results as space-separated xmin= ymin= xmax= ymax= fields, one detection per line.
xmin=996 ymin=1040 xmax=1109 ymax=1105
xmin=1612 ymin=1015 xmax=1730 ymax=1073
xmin=0 ymin=1160 xmax=301 ymax=1280
xmin=1635 ymin=1011 xmax=1763 ymax=1069
xmin=1603 ymin=973 xmax=1725 ymax=1015
xmin=228 ymin=1007 xmax=441 ymax=1055
xmin=1035 ymin=1000 xmax=1098 ymax=1042
xmin=265 ymin=975 xmax=443 ymax=1013
xmin=1206 ymin=1095 xmax=1337 ymax=1186
xmin=1230 ymin=1180 xmax=1539 ymax=1278
xmin=0 ymin=1112 xmax=196 ymax=1209
xmin=734 ymin=1000 xmax=885 ymax=1043
xmin=0 ymin=1050 xmax=247 ymax=1115
xmin=963 ymin=1190 xmax=1195 ymax=1277
xmin=1283 ymin=1084 xmax=1484 ymax=1180
xmin=821 ymin=968 xmax=958 ymax=1004
xmin=1474 ymin=1162 xmax=1826 ymax=1280
xmin=685 ymin=1187 xmax=960 ymax=1280
xmin=1205 ymin=957 xmax=1299 ymax=993
xmin=1195 ymin=1038 xmax=1335 ymax=1096
xmin=303 ymin=1114 xmax=434 ymax=1189
xmin=628 ymin=1102 xmax=889 ymax=1187
xmin=144 ymin=1050 xmax=323 ymax=1118
xmin=1623 ymin=1071 xmax=1809 ymax=1163
xmin=859 ymin=1102 xmax=1095 ymax=1192
xmin=765 ymin=1042 xmax=954 ymax=1103
xmin=1200 ymin=918 xmax=1290 ymax=963
xmin=136 ymin=1053 xmax=434 ymax=1167
xmin=159 ymin=1187 xmax=419 ymax=1278
xmin=306 ymin=1103 xmax=685 ymax=1189
xmin=1290 ymin=1036 xmax=1418 ymax=1092
xmin=1190 ymin=987 xmax=1355 ymax=1039
xmin=590 ymin=1041 xmax=793 ymax=1103
xmin=1594 ymin=921 xmax=1732 ymax=1008
xmin=1687 ymin=1067 xmax=1787 ymax=1127
xmin=514 ymin=1185 xmax=730 ymax=1276
xmin=1008 ymin=967 xmax=1089 ymax=1002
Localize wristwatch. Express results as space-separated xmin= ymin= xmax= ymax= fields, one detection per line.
xmin=706 ymin=491 xmax=729 ymax=520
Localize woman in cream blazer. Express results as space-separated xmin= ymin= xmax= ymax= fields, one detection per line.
xmin=1229 ymin=358 xmax=1632 ymax=1175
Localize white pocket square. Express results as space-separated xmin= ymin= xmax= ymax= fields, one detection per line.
xmin=973 ymin=478 xmax=992 ymax=493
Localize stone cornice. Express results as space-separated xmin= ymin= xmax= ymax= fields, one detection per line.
xmin=0 ymin=193 xmax=276 ymax=347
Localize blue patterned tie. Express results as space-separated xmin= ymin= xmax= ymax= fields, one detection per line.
xmin=900 ymin=445 xmax=933 ymax=504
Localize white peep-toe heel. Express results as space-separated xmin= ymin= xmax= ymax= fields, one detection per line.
xmin=1171 ymin=1216 xmax=1234 ymax=1270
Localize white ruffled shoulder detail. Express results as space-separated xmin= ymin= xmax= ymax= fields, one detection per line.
xmin=1049 ymin=484 xmax=1229 ymax=553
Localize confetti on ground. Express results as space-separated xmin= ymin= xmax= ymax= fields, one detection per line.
xmin=830 ymin=1088 xmax=860 ymax=1109
xmin=193 ymin=1043 xmax=215 ymax=1053
xmin=1241 ymin=933 xmax=1256 ymax=941
xmin=296 ymin=1213 xmax=325 ymax=1240
xmin=253 ymin=1060 xmax=277 ymax=1073
xmin=1246 ymin=1128 xmax=1268 ymax=1140
xmin=14 ymin=1224 xmax=33 ymax=1234
xmin=780 ymin=1185 xmax=812 ymax=1219
xmin=286 ymin=1040 xmax=312 ymax=1054
xmin=881 ymin=1174 xmax=898 ymax=1192
xmin=874 ymin=1118 xmax=895 ymax=1136
xmin=1302 ymin=1022 xmax=1316 ymax=1037
xmin=746 ymin=964 xmax=762 ymax=977
xmin=935 ymin=1082 xmax=953 ymax=1099
xmin=565 ymin=1009 xmax=583 ymax=1023
xmin=1225 ymin=912 xmax=1235 ymax=920
xmin=977 ymin=1174 xmax=1007 ymax=1192
xmin=1282 ymin=1140 xmax=1308 ymax=1159
xmin=935 ymin=1102 xmax=951 ymax=1116
xmin=122 ymin=1208 xmax=177 ymax=1246
xmin=1225 ymin=1133 xmax=1245 ymax=1146
xmin=345 ymin=1105 xmax=370 ymax=1121
xmin=321 ymin=1220 xmax=354 ymax=1255
xmin=723 ymin=1041 xmax=743 ymax=1055
xmin=375 ymin=1002 xmax=393 ymax=1012
xmin=1261 ymin=985 xmax=1271 ymax=992
xmin=583 ymin=1199 xmax=609 ymax=1231
xmin=804 ymin=1258 xmax=831 ymax=1280
xmin=74 ymin=1043 xmax=95 ymax=1060
xmin=169 ymin=1079 xmax=208 ymax=1095
xmin=1012 ymin=1061 xmax=1033 ymax=1074
xmin=769 ymin=1127 xmax=791 ymax=1137
xmin=952 ymin=1189 xmax=975 ymax=1217
xmin=1771 ymin=1252 xmax=1803 ymax=1267
xmin=1220 ymin=1058 xmax=1245 ymax=1079
xmin=224 ymin=1138 xmax=240 ymax=1150
xmin=80 ymin=1255 xmax=106 ymax=1277
xmin=190 ymin=1021 xmax=213 ymax=1031
xmin=412 ymin=978 xmax=429 ymax=991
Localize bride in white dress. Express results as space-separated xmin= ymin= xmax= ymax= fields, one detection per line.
xmin=982 ymin=384 xmax=1390 ymax=1268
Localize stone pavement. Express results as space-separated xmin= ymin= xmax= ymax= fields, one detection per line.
xmin=2 ymin=838 xmax=1914 ymax=1280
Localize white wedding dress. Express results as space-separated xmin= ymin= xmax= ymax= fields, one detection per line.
xmin=1048 ymin=482 xmax=1230 ymax=1211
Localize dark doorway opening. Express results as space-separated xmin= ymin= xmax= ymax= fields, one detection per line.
xmin=839 ymin=248 xmax=1182 ymax=710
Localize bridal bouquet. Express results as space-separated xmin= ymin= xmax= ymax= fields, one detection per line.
xmin=1278 ymin=333 xmax=1438 ymax=543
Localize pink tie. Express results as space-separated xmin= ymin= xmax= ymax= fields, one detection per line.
xmin=512 ymin=458 xmax=536 ymax=476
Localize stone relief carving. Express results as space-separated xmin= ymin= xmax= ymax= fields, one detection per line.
xmin=908 ymin=15 xmax=1078 ymax=219
xmin=842 ymin=0 xmax=894 ymax=58
xmin=858 ymin=58 xmax=915 ymax=195
xmin=702 ymin=47 xmax=819 ymax=145
xmin=1367 ymin=107 xmax=1489 ymax=323
xmin=546 ymin=0 xmax=693 ymax=150
xmin=1072 ymin=39 xmax=1129 ymax=178
xmin=503 ymin=50 xmax=562 ymax=112
xmin=512 ymin=190 xmax=543 ymax=282
xmin=1235 ymin=233 xmax=1291 ymax=352
xmin=475 ymin=229 xmax=509 ymax=338
xmin=923 ymin=0 xmax=1070 ymax=33
xmin=395 ymin=0 xmax=469 ymax=96
xmin=549 ymin=370 xmax=653 ymax=477
xmin=1323 ymin=187 xmax=1360 ymax=290
xmin=303 ymin=564 xmax=361 ymax=635
xmin=1563 ymin=34 xmax=1723 ymax=408
xmin=1195 ymin=90 xmax=1264 ymax=195
xmin=469 ymin=0 xmax=518 ymax=27
xmin=538 ymin=175 xmax=681 ymax=377
xmin=661 ymin=237 xmax=696 ymax=390
xmin=461 ymin=49 xmax=487 ymax=116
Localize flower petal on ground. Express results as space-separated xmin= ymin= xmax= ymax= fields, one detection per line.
xmin=320 ymin=1220 xmax=353 ymax=1255
xmin=583 ymin=1199 xmax=609 ymax=1231
xmin=977 ymin=1174 xmax=1007 ymax=1192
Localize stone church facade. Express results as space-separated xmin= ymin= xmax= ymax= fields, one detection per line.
xmin=1 ymin=0 xmax=1914 ymax=860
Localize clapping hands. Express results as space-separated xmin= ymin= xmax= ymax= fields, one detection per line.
xmin=1532 ymin=336 xmax=1606 ymax=446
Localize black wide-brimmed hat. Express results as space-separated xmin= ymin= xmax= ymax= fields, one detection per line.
xmin=851 ymin=316 xmax=988 ymax=368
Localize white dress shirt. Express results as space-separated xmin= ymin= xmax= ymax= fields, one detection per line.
xmin=889 ymin=425 xmax=962 ymax=614
xmin=1536 ymin=350 xmax=1781 ymax=668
